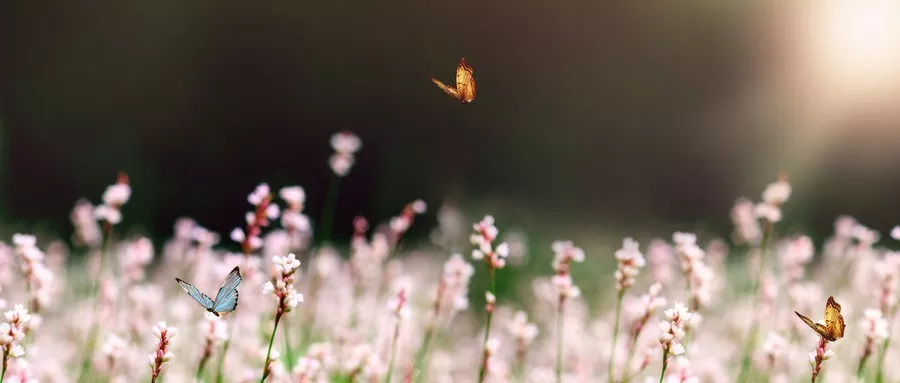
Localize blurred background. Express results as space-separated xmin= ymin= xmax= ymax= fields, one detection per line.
xmin=2 ymin=0 xmax=900 ymax=245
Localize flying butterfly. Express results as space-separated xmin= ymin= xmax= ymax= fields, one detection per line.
xmin=430 ymin=58 xmax=477 ymax=103
xmin=176 ymin=266 xmax=241 ymax=317
xmin=794 ymin=296 xmax=846 ymax=342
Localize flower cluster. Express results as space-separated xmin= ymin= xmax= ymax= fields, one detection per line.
xmin=857 ymin=308 xmax=889 ymax=369
xmin=263 ymin=253 xmax=304 ymax=313
xmin=389 ymin=199 xmax=427 ymax=245
xmin=279 ymin=186 xmax=312 ymax=250
xmin=614 ymin=238 xmax=644 ymax=293
xmin=507 ymin=311 xmax=538 ymax=362
xmin=429 ymin=253 xmax=474 ymax=325
xmin=755 ymin=174 xmax=791 ymax=224
xmin=93 ymin=172 xmax=131 ymax=226
xmin=778 ymin=235 xmax=814 ymax=286
xmin=628 ymin=283 xmax=667 ymax=341
xmin=551 ymin=240 xmax=585 ymax=301
xmin=659 ymin=302 xmax=691 ymax=361
xmin=231 ymin=183 xmax=280 ymax=255
xmin=0 ymin=304 xmax=31 ymax=367
xmin=470 ymin=216 xmax=509 ymax=269
xmin=11 ymin=235 xmax=53 ymax=313
xmin=70 ymin=199 xmax=102 ymax=247
xmin=730 ymin=197 xmax=762 ymax=246
xmin=329 ymin=131 xmax=362 ymax=176
xmin=808 ymin=336 xmax=833 ymax=382
xmin=147 ymin=321 xmax=177 ymax=383
xmin=673 ymin=233 xmax=713 ymax=312
xmin=121 ymin=237 xmax=153 ymax=285
xmin=755 ymin=332 xmax=786 ymax=373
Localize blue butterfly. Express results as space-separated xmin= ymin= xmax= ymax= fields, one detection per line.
xmin=176 ymin=266 xmax=241 ymax=317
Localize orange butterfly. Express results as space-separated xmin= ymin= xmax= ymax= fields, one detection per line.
xmin=430 ymin=58 xmax=477 ymax=103
xmin=795 ymin=296 xmax=846 ymax=342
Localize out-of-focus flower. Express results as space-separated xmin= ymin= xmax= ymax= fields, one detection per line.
xmin=614 ymin=238 xmax=645 ymax=292
xmin=470 ymin=216 xmax=508 ymax=269
xmin=148 ymin=321 xmax=177 ymax=382
xmin=329 ymin=131 xmax=362 ymax=176
xmin=94 ymin=173 xmax=131 ymax=226
xmin=731 ymin=198 xmax=762 ymax=246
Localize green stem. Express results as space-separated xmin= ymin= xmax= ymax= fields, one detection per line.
xmin=412 ymin=327 xmax=435 ymax=383
xmin=476 ymin=267 xmax=497 ymax=383
xmin=260 ymin=312 xmax=283 ymax=383
xmin=856 ymin=350 xmax=871 ymax=380
xmin=875 ymin=336 xmax=890 ymax=383
xmin=556 ymin=298 xmax=565 ymax=383
xmin=384 ymin=319 xmax=402 ymax=383
xmin=75 ymin=229 xmax=112 ymax=383
xmin=735 ymin=223 xmax=774 ymax=382
xmin=658 ymin=347 xmax=668 ymax=383
xmin=609 ymin=291 xmax=624 ymax=383
xmin=318 ymin=174 xmax=341 ymax=245
xmin=1 ymin=349 xmax=8 ymax=383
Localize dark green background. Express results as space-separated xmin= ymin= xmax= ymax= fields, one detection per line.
xmin=1 ymin=1 xmax=899 ymax=243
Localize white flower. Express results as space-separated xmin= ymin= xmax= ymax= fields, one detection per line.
xmin=892 ymin=226 xmax=900 ymax=240
xmin=330 ymin=131 xmax=362 ymax=153
xmin=230 ymin=228 xmax=245 ymax=243
xmin=102 ymin=183 xmax=132 ymax=206
xmin=279 ymin=186 xmax=306 ymax=209
xmin=762 ymin=179 xmax=791 ymax=205
xmin=248 ymin=183 xmax=271 ymax=206
xmin=755 ymin=203 xmax=782 ymax=223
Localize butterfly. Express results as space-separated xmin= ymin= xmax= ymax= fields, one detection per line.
xmin=795 ymin=296 xmax=846 ymax=342
xmin=176 ymin=266 xmax=241 ymax=317
xmin=430 ymin=58 xmax=477 ymax=103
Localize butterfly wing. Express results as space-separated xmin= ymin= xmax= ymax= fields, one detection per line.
xmin=795 ymin=311 xmax=831 ymax=340
xmin=824 ymin=296 xmax=845 ymax=341
xmin=176 ymin=278 xmax=215 ymax=310
xmin=212 ymin=266 xmax=241 ymax=314
xmin=455 ymin=58 xmax=476 ymax=103
xmin=430 ymin=76 xmax=460 ymax=101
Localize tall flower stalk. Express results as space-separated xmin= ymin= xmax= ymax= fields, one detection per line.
xmin=470 ymin=216 xmax=509 ymax=383
xmin=260 ymin=254 xmax=304 ymax=383
xmin=808 ymin=336 xmax=832 ymax=383
xmin=148 ymin=322 xmax=177 ymax=383
xmin=621 ymin=283 xmax=666 ymax=383
xmin=657 ymin=303 xmax=691 ymax=383
xmin=550 ymin=241 xmax=584 ymax=382
xmin=319 ymin=131 xmax=361 ymax=245
xmin=610 ymin=238 xmax=645 ymax=383
xmin=384 ymin=286 xmax=409 ymax=383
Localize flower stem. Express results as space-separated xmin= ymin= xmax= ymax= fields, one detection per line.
xmin=609 ymin=291 xmax=624 ymax=383
xmin=283 ymin=316 xmax=294 ymax=369
xmin=658 ymin=347 xmax=668 ymax=383
xmin=556 ymin=297 xmax=565 ymax=383
xmin=1 ymin=349 xmax=8 ymax=383
xmin=260 ymin=312 xmax=283 ymax=383
xmin=385 ymin=318 xmax=402 ymax=383
xmin=875 ymin=336 xmax=890 ymax=383
xmin=477 ymin=267 xmax=497 ymax=383
xmin=318 ymin=174 xmax=341 ymax=245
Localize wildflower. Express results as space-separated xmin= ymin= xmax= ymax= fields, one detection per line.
xmin=731 ymin=198 xmax=762 ymax=245
xmin=507 ymin=311 xmax=538 ymax=365
xmin=658 ymin=302 xmax=692 ymax=380
xmin=94 ymin=173 xmax=131 ymax=225
xmin=329 ymin=131 xmax=362 ymax=176
xmin=778 ymin=236 xmax=814 ymax=286
xmin=856 ymin=308 xmax=889 ymax=375
xmin=11 ymin=235 xmax=54 ymax=313
xmin=232 ymin=183 xmax=280 ymax=255
xmin=0 ymin=304 xmax=30 ymax=380
xmin=121 ymin=237 xmax=153 ymax=285
xmin=755 ymin=332 xmax=786 ymax=373
xmin=647 ymin=239 xmax=674 ymax=284
xmin=663 ymin=357 xmax=698 ymax=383
xmin=71 ymin=199 xmax=102 ymax=247
xmin=261 ymin=253 xmax=304 ymax=381
xmin=808 ymin=336 xmax=833 ymax=382
xmin=96 ymin=334 xmax=127 ymax=374
xmin=148 ymin=321 xmax=177 ymax=383
xmin=195 ymin=312 xmax=228 ymax=378
xmin=470 ymin=216 xmax=509 ymax=269
xmin=614 ymin=238 xmax=645 ymax=292
xmin=389 ymin=199 xmax=427 ymax=245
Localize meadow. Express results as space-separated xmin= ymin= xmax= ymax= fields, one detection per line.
xmin=0 ymin=131 xmax=897 ymax=383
